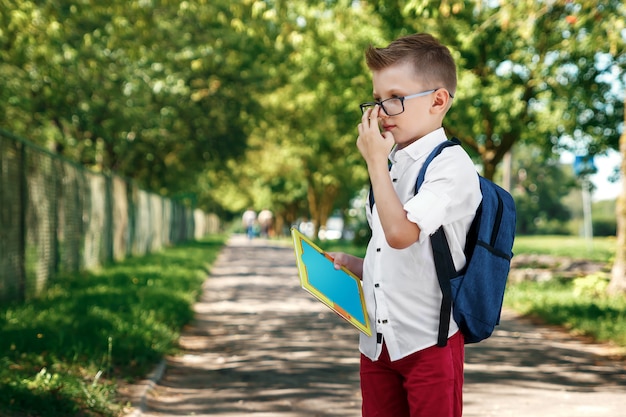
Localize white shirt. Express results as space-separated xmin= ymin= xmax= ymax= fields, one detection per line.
xmin=361 ymin=128 xmax=482 ymax=361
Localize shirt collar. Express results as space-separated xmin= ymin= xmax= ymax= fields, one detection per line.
xmin=389 ymin=127 xmax=448 ymax=165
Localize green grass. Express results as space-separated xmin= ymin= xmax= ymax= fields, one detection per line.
xmin=513 ymin=235 xmax=616 ymax=263
xmin=505 ymin=276 xmax=626 ymax=348
xmin=508 ymin=236 xmax=625 ymax=351
xmin=0 ymin=235 xmax=227 ymax=417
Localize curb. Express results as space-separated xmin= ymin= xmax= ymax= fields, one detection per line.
xmin=125 ymin=359 xmax=167 ymax=417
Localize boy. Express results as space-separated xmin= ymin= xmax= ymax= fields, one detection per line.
xmin=330 ymin=33 xmax=482 ymax=417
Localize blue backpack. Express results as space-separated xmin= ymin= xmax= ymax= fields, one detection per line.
xmin=369 ymin=138 xmax=516 ymax=346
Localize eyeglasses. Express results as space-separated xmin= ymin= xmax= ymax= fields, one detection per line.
xmin=360 ymin=88 xmax=453 ymax=116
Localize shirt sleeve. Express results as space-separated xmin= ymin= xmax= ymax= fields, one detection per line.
xmin=405 ymin=189 xmax=451 ymax=242
xmin=403 ymin=147 xmax=480 ymax=243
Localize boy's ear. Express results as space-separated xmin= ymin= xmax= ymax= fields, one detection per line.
xmin=431 ymin=89 xmax=452 ymax=114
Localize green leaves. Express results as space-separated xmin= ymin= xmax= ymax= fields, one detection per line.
xmin=397 ymin=0 xmax=624 ymax=179
xmin=1 ymin=0 xmax=623 ymax=230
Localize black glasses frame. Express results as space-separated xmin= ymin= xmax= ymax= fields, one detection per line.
xmin=359 ymin=88 xmax=454 ymax=116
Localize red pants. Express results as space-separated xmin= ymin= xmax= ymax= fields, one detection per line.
xmin=360 ymin=331 xmax=464 ymax=417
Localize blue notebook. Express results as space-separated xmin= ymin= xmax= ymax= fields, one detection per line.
xmin=291 ymin=227 xmax=371 ymax=336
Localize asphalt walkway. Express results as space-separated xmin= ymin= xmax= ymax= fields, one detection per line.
xmin=124 ymin=234 xmax=626 ymax=417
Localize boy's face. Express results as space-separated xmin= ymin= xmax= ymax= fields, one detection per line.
xmin=371 ymin=61 xmax=443 ymax=149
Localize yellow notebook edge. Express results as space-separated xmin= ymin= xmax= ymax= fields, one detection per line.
xmin=290 ymin=227 xmax=372 ymax=336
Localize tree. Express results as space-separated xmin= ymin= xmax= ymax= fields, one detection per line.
xmin=373 ymin=0 xmax=623 ymax=180
xmin=510 ymin=145 xmax=577 ymax=235
xmin=3 ymin=0 xmax=624 ymax=253
xmin=262 ymin=1 xmax=385 ymax=236
xmin=204 ymin=0 xmax=382 ymax=236
xmin=0 ymin=0 xmax=276 ymax=195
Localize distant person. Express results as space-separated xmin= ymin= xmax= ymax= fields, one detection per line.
xmin=258 ymin=208 xmax=273 ymax=237
xmin=329 ymin=33 xmax=481 ymax=417
xmin=242 ymin=208 xmax=257 ymax=240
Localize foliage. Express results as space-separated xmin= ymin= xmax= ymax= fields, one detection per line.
xmin=208 ymin=1 xmax=381 ymax=234
xmin=510 ymin=144 xmax=578 ymax=234
xmin=0 ymin=1 xmax=274 ymax=194
xmin=592 ymin=218 xmax=617 ymax=237
xmin=572 ymin=272 xmax=610 ymax=297
xmin=0 ymin=236 xmax=226 ymax=417
xmin=592 ymin=199 xmax=618 ymax=236
xmin=505 ymin=276 xmax=626 ymax=348
xmin=394 ymin=0 xmax=625 ymax=179
xmin=1 ymin=0 xmax=624 ymax=235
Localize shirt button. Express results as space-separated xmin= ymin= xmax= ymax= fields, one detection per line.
xmin=376 ymin=248 xmax=381 ymax=252
xmin=374 ymin=283 xmax=380 ymax=288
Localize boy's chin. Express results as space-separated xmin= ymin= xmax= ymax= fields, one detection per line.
xmin=396 ymin=137 xmax=420 ymax=149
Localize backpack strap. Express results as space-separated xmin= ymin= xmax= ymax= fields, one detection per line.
xmin=415 ymin=137 xmax=461 ymax=192
xmin=414 ymin=137 xmax=461 ymax=347
xmin=431 ymin=227 xmax=456 ymax=347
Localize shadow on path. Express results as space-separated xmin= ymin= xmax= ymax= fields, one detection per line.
xmin=464 ymin=311 xmax=626 ymax=417
xmin=139 ymin=235 xmax=361 ymax=417
xmin=128 ymin=235 xmax=626 ymax=417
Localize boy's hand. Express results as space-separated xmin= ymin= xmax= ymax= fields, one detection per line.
xmin=357 ymin=105 xmax=394 ymax=167
xmin=327 ymin=251 xmax=347 ymax=270
xmin=326 ymin=252 xmax=364 ymax=280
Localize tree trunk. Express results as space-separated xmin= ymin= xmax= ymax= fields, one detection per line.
xmin=317 ymin=184 xmax=338 ymax=238
xmin=306 ymin=181 xmax=319 ymax=236
xmin=609 ymin=94 xmax=626 ymax=295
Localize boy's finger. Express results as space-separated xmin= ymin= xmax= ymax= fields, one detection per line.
xmin=368 ymin=105 xmax=376 ymax=120
xmin=369 ymin=105 xmax=380 ymax=127
xmin=361 ymin=107 xmax=371 ymax=124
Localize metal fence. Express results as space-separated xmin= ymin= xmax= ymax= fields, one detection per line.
xmin=0 ymin=128 xmax=219 ymax=302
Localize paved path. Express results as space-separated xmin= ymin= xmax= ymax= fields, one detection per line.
xmin=125 ymin=235 xmax=626 ymax=417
